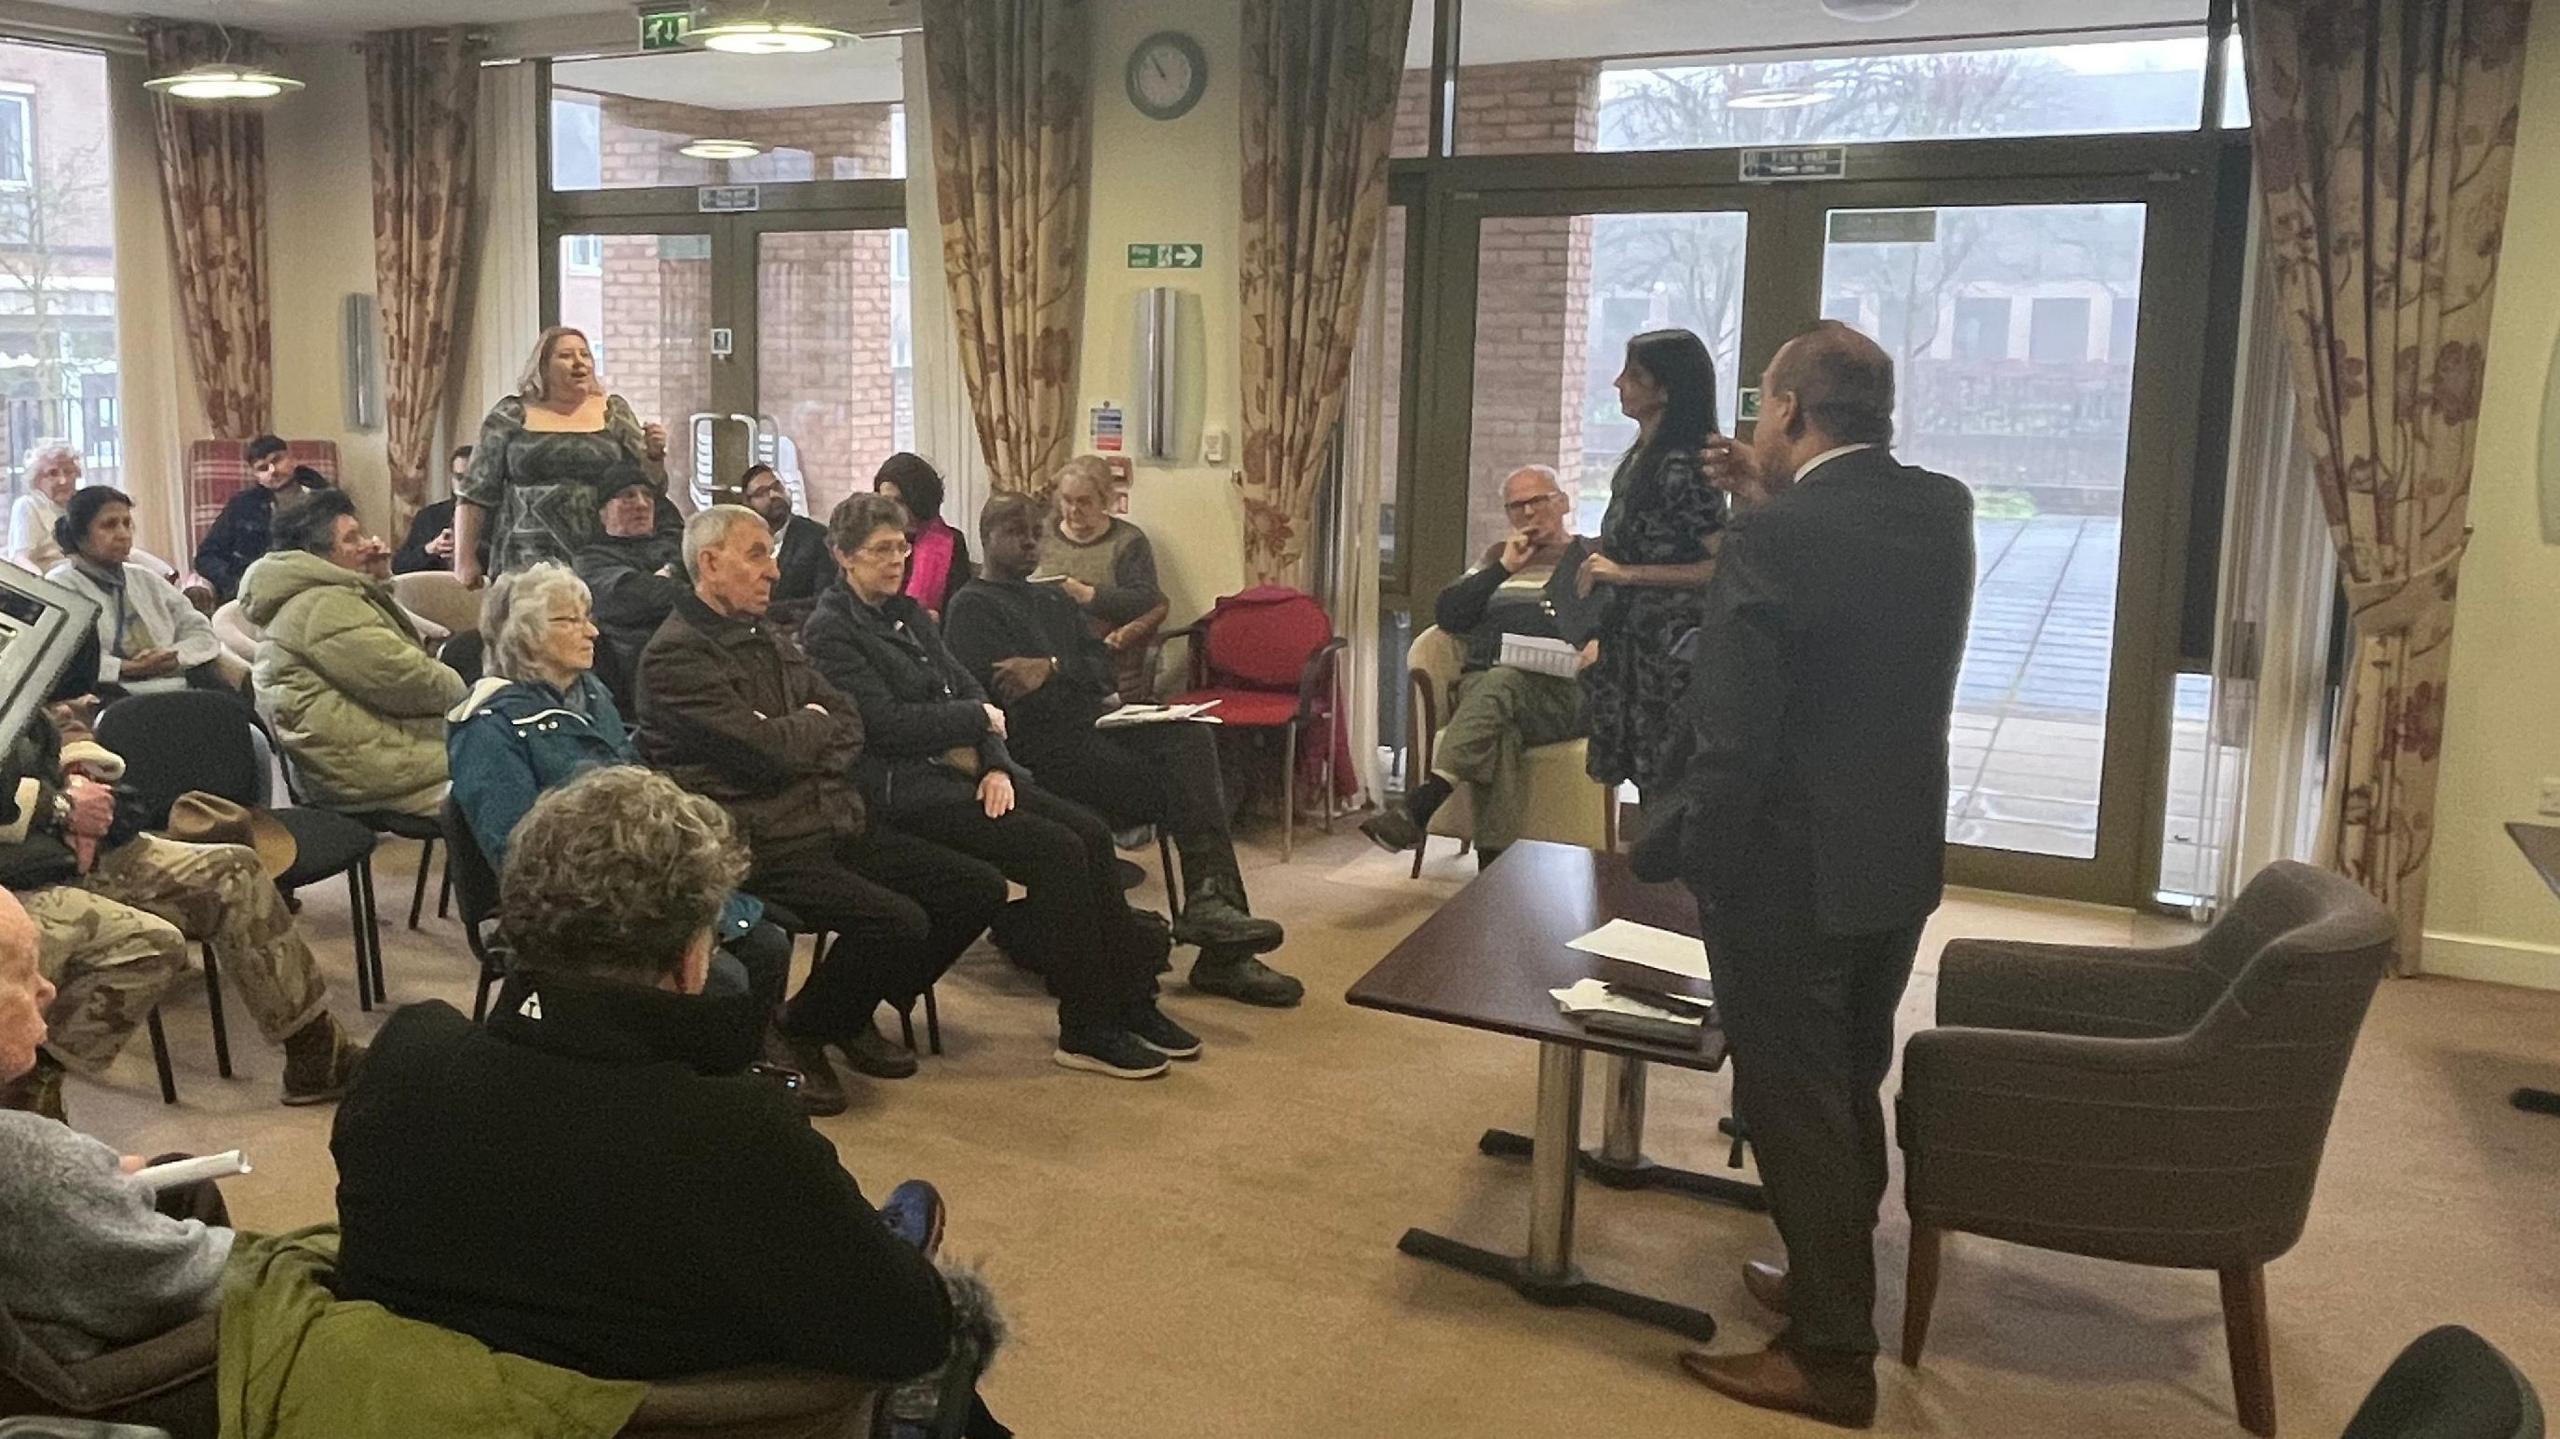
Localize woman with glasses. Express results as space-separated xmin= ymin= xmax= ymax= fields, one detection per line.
xmin=800 ymin=493 xmax=1195 ymax=1082
xmin=1035 ymin=455 xmax=1167 ymax=702
xmin=1577 ymin=328 xmax=1729 ymax=799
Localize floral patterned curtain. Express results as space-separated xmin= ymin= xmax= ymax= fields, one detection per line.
xmin=2243 ymin=0 xmax=2532 ymax=968
xmin=921 ymin=0 xmax=1089 ymax=500
xmin=364 ymin=28 xmax=479 ymax=532
xmin=143 ymin=22 xmax=273 ymax=439
xmin=1235 ymin=0 xmax=1412 ymax=589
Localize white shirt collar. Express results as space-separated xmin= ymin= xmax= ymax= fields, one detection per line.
xmin=1794 ymin=443 xmax=1879 ymax=486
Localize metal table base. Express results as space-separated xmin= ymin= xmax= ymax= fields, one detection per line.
xmin=1478 ymin=1055 xmax=1767 ymax=1211
xmin=1396 ymin=1043 xmax=1719 ymax=1342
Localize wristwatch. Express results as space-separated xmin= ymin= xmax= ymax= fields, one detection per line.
xmin=50 ymin=791 xmax=72 ymax=832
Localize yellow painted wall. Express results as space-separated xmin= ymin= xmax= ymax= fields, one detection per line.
xmin=1077 ymin=0 xmax=1249 ymax=627
xmin=262 ymin=42 xmax=396 ymax=539
xmin=2421 ymin=0 xmax=2560 ymax=986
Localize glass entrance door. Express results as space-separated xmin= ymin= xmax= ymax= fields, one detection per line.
xmin=1403 ymin=175 xmax=2212 ymax=905
xmin=549 ymin=207 xmax=909 ymax=519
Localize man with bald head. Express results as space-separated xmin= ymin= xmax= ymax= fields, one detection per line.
xmin=1362 ymin=464 xmax=1595 ymax=867
xmin=1654 ymin=321 xmax=1974 ymax=1425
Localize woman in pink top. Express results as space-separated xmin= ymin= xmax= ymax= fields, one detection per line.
xmin=873 ymin=453 xmax=973 ymax=621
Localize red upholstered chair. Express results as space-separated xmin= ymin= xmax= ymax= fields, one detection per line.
xmin=1159 ymin=586 xmax=1346 ymax=861
xmin=183 ymin=439 xmax=342 ymax=556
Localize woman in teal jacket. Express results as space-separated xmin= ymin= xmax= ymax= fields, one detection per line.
xmin=445 ymin=564 xmax=794 ymax=1056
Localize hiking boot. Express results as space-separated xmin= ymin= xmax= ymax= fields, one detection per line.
xmin=1122 ymin=1001 xmax=1202 ymax=1060
xmin=1359 ymin=809 xmax=1424 ymax=854
xmin=0 ymin=1049 xmax=67 ymax=1123
xmin=1188 ymin=951 xmax=1305 ymax=1009
xmin=881 ymin=1179 xmax=946 ymax=1257
xmin=280 ymin=1013 xmax=365 ymax=1107
xmin=1171 ymin=894 xmax=1284 ymax=953
xmin=1053 ymin=1026 xmax=1170 ymax=1079
xmin=776 ymin=1032 xmax=849 ymax=1116
xmin=836 ymin=1019 xmax=920 ymax=1081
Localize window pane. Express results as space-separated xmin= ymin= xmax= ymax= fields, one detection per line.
xmin=756 ymin=229 xmax=914 ymax=520
xmin=1823 ymin=203 xmax=2148 ymax=862
xmin=551 ymin=43 xmax=905 ymax=191
xmin=556 ymin=233 xmax=713 ymax=502
xmin=1468 ymin=210 xmax=1746 ymax=556
xmin=0 ymin=44 xmax=120 ymax=501
xmin=1432 ymin=3 xmax=2215 ymax=155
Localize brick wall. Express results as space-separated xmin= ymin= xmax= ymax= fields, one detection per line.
xmin=588 ymin=94 xmax=901 ymax=513
xmin=1389 ymin=61 xmax=1602 ymax=558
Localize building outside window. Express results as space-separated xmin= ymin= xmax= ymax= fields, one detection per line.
xmin=0 ymin=42 xmax=119 ymax=496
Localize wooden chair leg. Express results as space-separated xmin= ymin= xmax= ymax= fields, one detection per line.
xmin=146 ymin=1007 xmax=178 ymax=1105
xmin=1409 ymin=834 xmax=1427 ymax=879
xmin=200 ymin=944 xmax=233 ymax=1079
xmin=1282 ymin=722 xmax=1299 ymax=861
xmin=408 ymin=837 xmax=436 ymax=929
xmin=2219 ymin=1262 xmax=2276 ymax=1437
xmin=1901 ymin=1224 xmax=1943 ymax=1367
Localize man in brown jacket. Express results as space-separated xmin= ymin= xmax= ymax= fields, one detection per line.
xmin=636 ymin=506 xmax=1003 ymax=1111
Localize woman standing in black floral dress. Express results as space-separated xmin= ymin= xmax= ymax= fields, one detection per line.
xmin=1577 ymin=328 xmax=1727 ymax=796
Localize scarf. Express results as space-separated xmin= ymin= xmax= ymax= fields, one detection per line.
xmin=905 ymin=517 xmax=958 ymax=613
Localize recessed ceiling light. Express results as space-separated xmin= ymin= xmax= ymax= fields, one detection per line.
xmin=1822 ymin=0 xmax=1920 ymax=19
xmin=692 ymin=20 xmax=855 ymax=54
xmin=143 ymin=63 xmax=305 ymax=101
xmin=1729 ymin=86 xmax=1838 ymax=110
xmin=680 ymin=138 xmax=764 ymax=160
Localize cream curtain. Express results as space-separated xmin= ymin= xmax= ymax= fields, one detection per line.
xmin=1234 ymin=0 xmax=1411 ymax=590
xmin=143 ymin=21 xmax=274 ymax=439
xmin=902 ymin=37 xmax=995 ymax=537
xmin=447 ymin=60 xmax=539 ymax=463
xmin=920 ymin=0 xmax=1090 ymax=500
xmin=2243 ymin=0 xmax=2533 ymax=967
xmin=363 ymin=27 xmax=478 ymax=534
xmin=106 ymin=49 xmax=208 ymax=564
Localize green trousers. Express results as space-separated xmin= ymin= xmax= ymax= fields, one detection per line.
xmin=1432 ymin=667 xmax=1588 ymax=852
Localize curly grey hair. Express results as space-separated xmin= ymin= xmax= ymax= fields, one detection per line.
xmin=1051 ymin=454 xmax=1113 ymax=506
xmin=826 ymin=492 xmax=908 ymax=555
xmin=24 ymin=440 xmax=79 ymax=477
xmin=481 ymin=562 xmax=592 ymax=683
xmin=498 ymin=766 xmax=748 ymax=983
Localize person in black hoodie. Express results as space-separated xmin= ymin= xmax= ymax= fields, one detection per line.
xmin=332 ymin=766 xmax=1001 ymax=1415
xmin=192 ymin=434 xmax=330 ymax=602
xmin=942 ymin=494 xmax=1302 ymax=1009
xmin=800 ymin=493 xmax=1198 ymax=1080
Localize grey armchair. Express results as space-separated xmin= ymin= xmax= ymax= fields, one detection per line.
xmin=0 ymin=1305 xmax=215 ymax=1439
xmin=1896 ymin=860 xmax=2395 ymax=1437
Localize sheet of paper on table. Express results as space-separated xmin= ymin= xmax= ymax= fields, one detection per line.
xmin=1567 ymin=918 xmax=1713 ymax=984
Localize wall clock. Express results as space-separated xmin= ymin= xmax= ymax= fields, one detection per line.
xmin=1127 ymin=30 xmax=1208 ymax=122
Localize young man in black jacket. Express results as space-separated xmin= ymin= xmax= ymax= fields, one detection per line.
xmin=942 ymin=494 xmax=1302 ymax=1009
xmin=192 ymin=434 xmax=330 ymax=601
xmin=390 ymin=447 xmax=489 ymax=575
xmin=1360 ymin=463 xmax=1595 ymax=866
xmin=741 ymin=463 xmax=835 ymax=625
xmin=332 ymin=766 xmax=983 ymax=1395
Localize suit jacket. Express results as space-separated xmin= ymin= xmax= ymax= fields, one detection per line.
xmin=1664 ymin=447 xmax=1974 ymax=935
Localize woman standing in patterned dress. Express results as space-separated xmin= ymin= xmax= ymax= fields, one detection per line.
xmin=1577 ymin=327 xmax=1727 ymax=797
xmin=452 ymin=327 xmax=671 ymax=587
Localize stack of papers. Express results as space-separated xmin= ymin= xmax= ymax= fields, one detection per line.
xmin=1551 ymin=978 xmax=1707 ymax=1046
xmin=1497 ymin=633 xmax=1581 ymax=678
xmin=1096 ymin=701 xmax=1223 ymax=729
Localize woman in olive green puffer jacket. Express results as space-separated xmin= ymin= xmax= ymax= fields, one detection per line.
xmin=241 ymin=493 xmax=467 ymax=819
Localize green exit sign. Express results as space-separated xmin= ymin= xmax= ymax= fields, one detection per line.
xmin=639 ymin=7 xmax=692 ymax=52
xmin=1126 ymin=242 xmax=1203 ymax=270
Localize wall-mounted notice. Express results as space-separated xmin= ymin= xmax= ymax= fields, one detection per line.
xmin=1091 ymin=400 xmax=1126 ymax=453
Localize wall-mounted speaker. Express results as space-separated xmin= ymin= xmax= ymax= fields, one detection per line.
xmin=342 ymin=293 xmax=379 ymax=432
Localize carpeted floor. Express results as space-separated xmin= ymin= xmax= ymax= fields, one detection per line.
xmin=64 ymin=825 xmax=2560 ymax=1438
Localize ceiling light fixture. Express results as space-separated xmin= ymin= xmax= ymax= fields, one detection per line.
xmin=144 ymin=62 xmax=305 ymax=101
xmin=1820 ymin=0 xmax=1920 ymax=19
xmin=690 ymin=19 xmax=857 ymax=54
xmin=1728 ymin=86 xmax=1838 ymax=109
xmin=680 ymin=138 xmax=765 ymax=160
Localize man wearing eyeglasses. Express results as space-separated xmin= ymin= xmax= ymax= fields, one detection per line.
xmin=1360 ymin=464 xmax=1595 ymax=868
xmin=739 ymin=464 xmax=834 ymax=626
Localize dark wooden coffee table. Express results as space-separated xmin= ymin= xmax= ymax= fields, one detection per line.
xmin=2508 ymin=823 xmax=2560 ymax=1117
xmin=1347 ymin=840 xmax=1760 ymax=1341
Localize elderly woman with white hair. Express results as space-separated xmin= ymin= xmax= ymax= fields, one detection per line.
xmin=452 ymin=326 xmax=671 ymax=587
xmin=1038 ymin=455 xmax=1168 ymax=701
xmin=7 ymin=440 xmax=85 ymax=573
xmin=443 ymin=563 xmax=808 ymax=1107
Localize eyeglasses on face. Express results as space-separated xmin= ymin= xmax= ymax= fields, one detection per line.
xmin=856 ymin=538 xmax=913 ymax=562
xmin=1504 ymin=493 xmax=1563 ymax=516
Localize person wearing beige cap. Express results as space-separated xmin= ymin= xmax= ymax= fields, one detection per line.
xmin=1 ymin=637 xmax=360 ymax=1121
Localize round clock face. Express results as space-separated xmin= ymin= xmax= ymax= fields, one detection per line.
xmin=1128 ymin=31 xmax=1207 ymax=121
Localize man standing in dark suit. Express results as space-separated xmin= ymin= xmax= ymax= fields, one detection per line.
xmin=1663 ymin=322 xmax=1974 ymax=1426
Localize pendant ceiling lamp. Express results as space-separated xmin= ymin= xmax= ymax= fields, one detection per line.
xmin=680 ymin=138 xmax=765 ymax=159
xmin=141 ymin=17 xmax=301 ymax=102
xmin=688 ymin=3 xmax=858 ymax=54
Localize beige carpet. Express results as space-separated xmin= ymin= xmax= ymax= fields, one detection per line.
xmin=66 ymin=827 xmax=2560 ymax=1438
